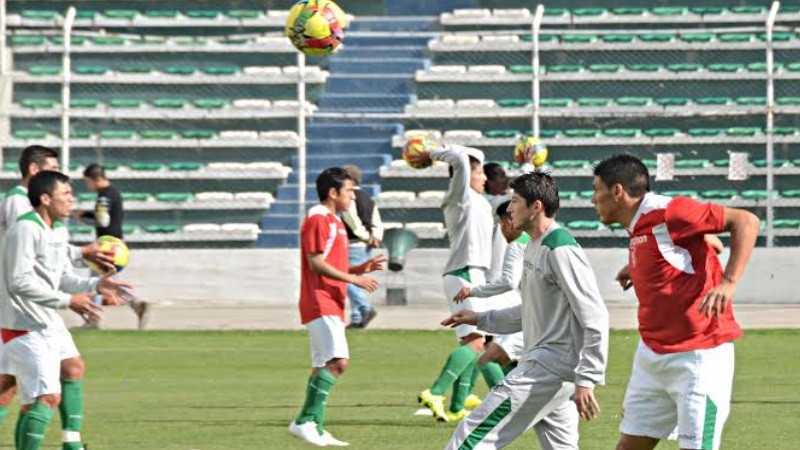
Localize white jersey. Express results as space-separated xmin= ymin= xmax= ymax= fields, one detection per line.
xmin=431 ymin=145 xmax=493 ymax=274
xmin=470 ymin=233 xmax=528 ymax=305
xmin=484 ymin=193 xmax=510 ymax=282
xmin=0 ymin=185 xmax=32 ymax=237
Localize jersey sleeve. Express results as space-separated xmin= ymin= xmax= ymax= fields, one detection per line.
xmin=302 ymin=215 xmax=331 ymax=255
xmin=431 ymin=145 xmax=472 ymax=206
xmin=471 ymin=241 xmax=524 ymax=298
xmin=5 ymin=223 xmax=72 ymax=309
xmin=665 ymin=196 xmax=726 ymax=244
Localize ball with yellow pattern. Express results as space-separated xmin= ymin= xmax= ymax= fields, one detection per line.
xmin=285 ymin=0 xmax=347 ymax=56
xmin=514 ymin=135 xmax=549 ymax=167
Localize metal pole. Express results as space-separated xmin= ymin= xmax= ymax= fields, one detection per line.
xmin=531 ymin=4 xmax=544 ymax=137
xmin=765 ymin=1 xmax=779 ymax=247
xmin=297 ymin=51 xmax=307 ymax=224
xmin=61 ymin=7 xmax=76 ymax=172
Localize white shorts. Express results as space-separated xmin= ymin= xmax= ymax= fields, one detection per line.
xmin=306 ymin=316 xmax=349 ymax=368
xmin=4 ymin=328 xmax=80 ymax=405
xmin=494 ymin=332 xmax=525 ymax=362
xmin=621 ymin=340 xmax=734 ymax=450
xmin=443 ymin=268 xmax=488 ymax=339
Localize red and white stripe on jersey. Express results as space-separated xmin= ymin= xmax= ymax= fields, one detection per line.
xmin=628 ymin=193 xmax=743 ymax=354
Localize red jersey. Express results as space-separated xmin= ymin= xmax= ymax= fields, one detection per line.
xmin=628 ymin=193 xmax=743 ymax=354
xmin=299 ymin=205 xmax=349 ymax=324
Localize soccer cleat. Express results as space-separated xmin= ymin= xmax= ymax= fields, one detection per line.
xmin=465 ymin=394 xmax=482 ymax=409
xmin=360 ymin=309 xmax=378 ymax=329
xmin=321 ymin=430 xmax=350 ymax=446
xmin=418 ymin=389 xmax=449 ymax=422
xmin=446 ymin=409 xmax=468 ymax=422
xmin=132 ymin=300 xmax=151 ymax=330
xmin=288 ymin=421 xmax=328 ymax=446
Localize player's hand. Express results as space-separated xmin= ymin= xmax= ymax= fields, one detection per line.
xmin=698 ymin=279 xmax=735 ymax=319
xmin=97 ymin=275 xmax=134 ymax=306
xmin=453 ymin=286 xmax=472 ymax=303
xmin=572 ymin=386 xmax=601 ymax=421
xmin=615 ymin=265 xmax=633 ymax=291
xmin=353 ymin=275 xmax=379 ymax=292
xmin=81 ymin=243 xmax=116 ymax=273
xmin=441 ymin=310 xmax=478 ymax=327
xmin=367 ymin=236 xmax=382 ymax=248
xmin=69 ymin=292 xmax=103 ymax=321
xmin=357 ymin=254 xmax=387 ymax=274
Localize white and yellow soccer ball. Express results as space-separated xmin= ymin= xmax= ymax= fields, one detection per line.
xmin=88 ymin=235 xmax=130 ymax=274
xmin=403 ymin=135 xmax=439 ymax=169
xmin=514 ymin=135 xmax=549 ymax=167
xmin=285 ymin=0 xmax=348 ymax=56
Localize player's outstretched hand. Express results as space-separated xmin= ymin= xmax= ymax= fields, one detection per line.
xmin=81 ymin=243 xmax=116 ymax=273
xmin=615 ymin=265 xmax=633 ymax=291
xmin=452 ymin=286 xmax=472 ymax=303
xmin=353 ymin=275 xmax=379 ymax=292
xmin=97 ymin=275 xmax=135 ymax=306
xmin=352 ymin=254 xmax=387 ymax=274
xmin=698 ymin=279 xmax=735 ymax=319
xmin=441 ymin=310 xmax=478 ymax=328
xmin=69 ymin=292 xmax=103 ymax=322
xmin=572 ymin=386 xmax=601 ymax=421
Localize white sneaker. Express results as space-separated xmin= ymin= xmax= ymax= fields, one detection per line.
xmin=288 ymin=421 xmax=328 ymax=446
xmin=321 ymin=430 xmax=350 ymax=447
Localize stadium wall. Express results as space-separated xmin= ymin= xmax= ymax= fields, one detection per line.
xmin=123 ymin=248 xmax=799 ymax=305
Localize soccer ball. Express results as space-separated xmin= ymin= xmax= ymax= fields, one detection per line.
xmin=285 ymin=0 xmax=347 ymax=56
xmin=88 ymin=235 xmax=130 ymax=274
xmin=403 ymin=135 xmax=439 ymax=169
xmin=514 ymin=135 xmax=548 ymax=167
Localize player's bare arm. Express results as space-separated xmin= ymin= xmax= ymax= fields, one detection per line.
xmin=616 ymin=265 xmax=633 ymax=291
xmin=307 ymin=252 xmax=380 ymax=292
xmin=441 ymin=310 xmax=478 ymax=327
xmin=452 ymin=286 xmax=472 ymax=303
xmin=705 ymin=234 xmax=724 ymax=255
xmin=698 ymin=207 xmax=759 ymax=318
xmin=348 ymin=254 xmax=387 ymax=274
xmin=572 ymin=386 xmax=601 ymax=421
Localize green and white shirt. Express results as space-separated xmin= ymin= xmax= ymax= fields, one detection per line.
xmin=0 ymin=185 xmax=31 ymax=237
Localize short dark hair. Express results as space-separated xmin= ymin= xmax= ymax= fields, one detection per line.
xmin=449 ymin=156 xmax=481 ymax=178
xmin=19 ymin=145 xmax=58 ymax=177
xmin=509 ymin=172 xmax=559 ymax=218
xmin=316 ymin=167 xmax=353 ymax=201
xmin=83 ymin=163 xmax=106 ymax=180
xmin=496 ymin=200 xmax=511 ymax=218
xmin=593 ymin=154 xmax=651 ymax=198
xmin=28 ymin=170 xmax=70 ymax=208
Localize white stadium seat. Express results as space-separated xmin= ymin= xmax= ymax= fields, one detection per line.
xmin=183 ymin=223 xmax=222 ymax=234
xmin=443 ymin=129 xmax=482 ymax=139
xmin=452 ymin=8 xmax=491 ymax=18
xmin=219 ymin=130 xmax=259 ymax=139
xmin=414 ymin=99 xmax=455 ymax=109
xmin=194 ymin=192 xmax=235 ymax=202
xmin=481 ymin=35 xmax=520 ymax=43
xmin=383 ymin=222 xmax=404 ymax=230
xmin=441 ymin=34 xmax=480 ymax=45
xmin=379 ymin=191 xmax=416 ymax=204
xmin=243 ymin=66 xmax=282 ymax=76
xmin=457 ymin=99 xmax=496 ymax=109
xmin=492 ymin=8 xmax=531 ymax=18
xmin=232 ymin=99 xmax=271 ymax=109
xmin=429 ymin=65 xmax=467 ymax=74
xmin=221 ymin=223 xmax=260 ymax=234
xmin=403 ymin=129 xmax=443 ymax=139
xmin=207 ymin=162 xmax=247 ymax=171
xmin=234 ymin=192 xmax=275 ymax=204
xmin=418 ymin=191 xmax=446 ymax=204
xmin=405 ymin=222 xmax=446 ymax=239
xmin=467 ymin=65 xmax=507 ymax=74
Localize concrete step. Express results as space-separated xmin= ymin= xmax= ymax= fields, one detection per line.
xmin=257 ymin=230 xmax=299 ymax=248
xmin=344 ymin=34 xmax=431 ymax=47
xmin=306 ymin=138 xmax=393 ymax=154
xmin=326 ymin=74 xmax=414 ymax=94
xmin=286 ymin=169 xmax=379 ymax=184
xmin=291 ymin=153 xmax=390 ymax=170
xmin=338 ymin=46 xmax=428 ymax=60
xmin=264 ymin=201 xmax=315 ymax=216
xmin=349 ymin=17 xmax=437 ymax=32
xmin=308 ymin=121 xmax=403 ymax=138
xmin=261 ymin=213 xmax=301 ymax=230
xmin=328 ymin=58 xmax=429 ymax=74
xmin=277 ymin=184 xmax=380 ymax=201
xmin=320 ymin=93 xmax=415 ymax=110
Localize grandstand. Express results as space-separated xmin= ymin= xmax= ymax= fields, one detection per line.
xmin=2 ymin=0 xmax=798 ymax=249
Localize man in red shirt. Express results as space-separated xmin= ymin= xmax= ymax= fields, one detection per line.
xmin=289 ymin=167 xmax=385 ymax=447
xmin=591 ymin=154 xmax=759 ymax=450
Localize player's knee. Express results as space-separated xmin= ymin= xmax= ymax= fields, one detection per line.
xmin=61 ymin=357 xmax=85 ymax=380
xmin=326 ymin=358 xmax=348 ymax=375
xmin=36 ymin=394 xmax=61 ymax=410
xmin=0 ymin=374 xmax=16 ymax=392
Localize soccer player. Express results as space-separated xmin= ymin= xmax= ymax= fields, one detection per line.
xmin=453 ymin=200 xmax=525 ymax=393
xmin=483 ymin=163 xmax=511 ymax=285
xmin=289 ymin=167 xmax=386 ymax=447
xmin=415 ymin=145 xmax=494 ymax=422
xmin=590 ymin=154 xmax=759 ymax=450
xmin=1 ymin=171 xmax=131 ymax=450
xmin=442 ymin=172 xmax=609 ymax=449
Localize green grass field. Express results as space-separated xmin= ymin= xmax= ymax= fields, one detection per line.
xmin=2 ymin=329 xmax=797 ymax=449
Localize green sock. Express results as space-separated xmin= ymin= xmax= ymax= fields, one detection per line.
xmin=0 ymin=405 xmax=8 ymax=426
xmin=19 ymin=402 xmax=54 ymax=450
xmin=502 ymin=364 xmax=515 ymax=375
xmin=449 ymin=360 xmax=479 ymax=413
xmin=295 ymin=369 xmax=337 ymax=435
xmin=59 ymin=379 xmax=84 ymax=450
xmin=480 ymin=361 xmax=506 ymax=388
xmin=430 ymin=345 xmax=479 ymax=395
xmin=15 ymin=411 xmax=27 ymax=450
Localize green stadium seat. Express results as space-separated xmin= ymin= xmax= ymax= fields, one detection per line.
xmin=572 ymin=8 xmax=606 ymax=16
xmin=110 ymin=99 xmax=142 ymax=108
xmin=696 ymin=97 xmax=731 ymax=105
xmin=155 ymin=193 xmax=193 ymax=202
xmin=751 ymin=159 xmax=787 ymax=168
xmin=74 ymin=65 xmax=109 ymax=75
xmin=181 ymin=130 xmax=217 ymax=139
xmin=725 ymin=127 xmax=761 ymax=136
xmin=736 ymin=97 xmax=767 ymax=106
xmin=627 ymin=63 xmax=663 ymax=71
xmin=3 ymin=162 xmax=17 ymax=172
xmin=21 ymin=99 xmax=57 ymax=109
xmin=21 ymin=10 xmax=59 ymax=20
xmin=638 ymin=34 xmax=674 ymax=43
xmin=787 ymin=63 xmax=800 ymax=72
xmin=484 ymin=129 xmax=518 ymax=138
xmin=667 ymin=63 xmax=703 ymax=72
xmin=794 ymin=160 xmax=800 ymax=167
xmin=152 ymin=99 xmax=187 ymax=109
xmin=675 ymin=159 xmax=707 ymax=168
xmin=578 ymin=98 xmax=612 ymax=107
xmin=700 ymin=190 xmax=737 ymax=200
xmin=132 ymin=38 xmax=167 ymax=45
xmin=123 ymin=224 xmax=141 ymax=235
xmin=544 ymin=8 xmax=567 ymax=16
xmin=143 ymin=224 xmax=180 ymax=233
xmin=690 ymin=7 xmax=725 ymax=15
xmin=547 ymin=65 xmax=582 ymax=73
xmin=616 ymin=97 xmax=651 ymax=106
xmin=657 ymin=97 xmax=691 ymax=106
xmin=602 ymin=35 xmax=634 ymax=43
xmin=777 ymin=97 xmax=800 ymax=106
xmin=741 ymin=190 xmax=773 ymax=200
xmin=561 ymin=35 xmax=596 ymax=44
xmin=539 ymin=129 xmax=560 ymax=138
xmin=90 ymin=36 xmax=125 ymax=46
xmin=780 ymin=5 xmax=800 ymax=13
xmin=27 ymin=66 xmax=61 ymax=76
xmin=729 ymin=6 xmax=766 ymax=14
xmin=559 ymin=191 xmax=579 ymax=200
xmin=603 ymin=128 xmax=640 ymax=138
xmin=782 ymin=190 xmax=800 ymax=199
xmin=662 ymin=190 xmax=699 ymax=198
xmin=174 ymin=38 xmax=208 ymax=46
xmin=708 ymin=63 xmax=744 ymax=72
xmin=552 ymin=160 xmax=589 ymax=169
xmin=644 ymin=128 xmax=679 ymax=137
xmin=139 ymin=130 xmax=176 ymax=140
xmin=226 ymin=10 xmax=261 ymax=19
xmin=13 ymin=130 xmax=48 ymax=139
xmin=130 ymin=163 xmax=163 ymax=171
xmin=186 ymin=10 xmax=221 ymax=19
xmin=772 ymin=127 xmax=798 ymax=135
xmin=588 ymin=64 xmax=622 ymax=73
xmin=69 ymin=225 xmax=94 ymax=235
xmin=143 ymin=10 xmax=179 ymax=18
xmin=712 ymin=159 xmax=729 ymax=167
xmin=77 ymin=192 xmax=96 ymax=202
xmin=98 ymin=162 xmax=121 ymax=170
xmin=680 ymin=33 xmax=713 ymax=43
xmin=70 ymin=130 xmax=92 ymax=139
xmin=773 ymin=220 xmax=800 ymax=229
xmin=759 ymin=32 xmax=794 ymax=42
xmin=567 ymin=220 xmax=604 ymax=230
xmin=688 ymin=128 xmax=723 ymax=136
xmin=746 ymin=62 xmax=784 ymax=72
xmin=122 ymin=192 xmax=152 ymax=202
xmin=193 ymin=99 xmax=229 ymax=109
xmin=540 ymin=98 xmax=572 ymax=107
xmin=577 ymin=191 xmax=594 ymax=199
xmin=203 ymin=66 xmax=240 ymax=76
xmin=49 ymin=36 xmax=86 ymax=45
xmin=508 ymin=65 xmax=534 ymax=73
xmin=718 ymin=33 xmax=755 ymax=43
xmin=168 ymin=162 xmax=204 ymax=171
xmin=611 ymin=7 xmax=645 ymax=15
xmin=100 ymin=130 xmax=135 ymax=139
xmin=10 ymin=36 xmax=46 ymax=46
xmin=164 ymin=66 xmax=197 ymax=75
xmin=75 ymin=11 xmax=96 ymax=20
xmin=119 ymin=65 xmax=152 ymax=74
xmin=642 ymin=160 xmax=657 ymax=168
xmin=103 ymin=10 xmax=138 ymax=19
xmin=497 ymin=98 xmax=531 ymax=107
xmin=564 ymin=129 xmax=598 ymax=138
xmin=650 ymin=7 xmax=687 ymax=16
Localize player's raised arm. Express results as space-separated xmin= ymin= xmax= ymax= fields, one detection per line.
xmin=431 ymin=145 xmax=477 ymax=204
